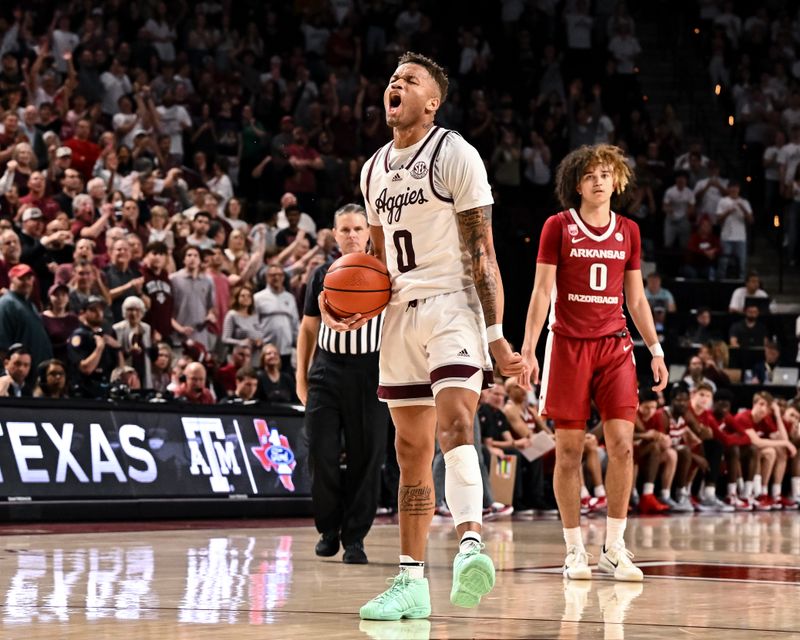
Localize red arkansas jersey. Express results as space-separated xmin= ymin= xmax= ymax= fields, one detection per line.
xmin=706 ymin=410 xmax=750 ymax=447
xmin=639 ymin=407 xmax=668 ymax=434
xmin=538 ymin=209 xmax=641 ymax=338
xmin=733 ymin=409 xmax=777 ymax=440
xmin=664 ymin=408 xmax=690 ymax=447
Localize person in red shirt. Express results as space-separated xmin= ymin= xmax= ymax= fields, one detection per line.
xmin=174 ymin=361 xmax=215 ymax=404
xmin=283 ymin=126 xmax=323 ymax=210
xmin=683 ymin=215 xmax=720 ymax=279
xmin=783 ymin=402 xmax=800 ymax=504
xmin=633 ymin=390 xmax=673 ymax=514
xmin=63 ymin=118 xmax=101 ymax=180
xmin=215 ymin=343 xmax=252 ymax=397
xmin=18 ymin=171 xmax=60 ymax=222
xmin=686 ymin=383 xmax=732 ymax=511
xmin=519 ymin=144 xmax=668 ymax=582
xmin=733 ymin=392 xmax=797 ymax=510
xmin=707 ymin=388 xmax=756 ymax=510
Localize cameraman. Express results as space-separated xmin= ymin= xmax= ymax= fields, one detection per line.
xmin=67 ymin=296 xmax=122 ymax=399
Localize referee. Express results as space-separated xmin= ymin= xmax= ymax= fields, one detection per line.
xmin=297 ymin=204 xmax=388 ymax=565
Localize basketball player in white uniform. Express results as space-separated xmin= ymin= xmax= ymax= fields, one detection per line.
xmin=319 ymin=52 xmax=524 ymax=621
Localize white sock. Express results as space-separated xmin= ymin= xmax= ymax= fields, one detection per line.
xmin=563 ymin=527 xmax=584 ymax=551
xmin=727 ymin=483 xmax=737 ymax=497
xmin=594 ymin=484 xmax=606 ymax=498
xmin=792 ymin=477 xmax=800 ymax=498
xmin=459 ymin=531 xmax=481 ymax=553
xmin=744 ymin=481 xmax=754 ymax=498
xmin=643 ymin=482 xmax=655 ymax=495
xmin=704 ymin=485 xmax=716 ymax=499
xmin=682 ymin=485 xmax=691 ymax=498
xmin=605 ymin=517 xmax=627 ymax=550
xmin=660 ymin=488 xmax=670 ymax=501
xmin=771 ymin=483 xmax=781 ymax=499
xmin=753 ymin=474 xmax=762 ymax=496
xmin=399 ymin=555 xmax=424 ymax=579
xmin=580 ymin=485 xmax=591 ymax=500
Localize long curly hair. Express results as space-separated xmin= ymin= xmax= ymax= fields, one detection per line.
xmin=554 ymin=144 xmax=633 ymax=209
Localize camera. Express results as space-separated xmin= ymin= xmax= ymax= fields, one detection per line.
xmin=114 ymin=201 xmax=123 ymax=220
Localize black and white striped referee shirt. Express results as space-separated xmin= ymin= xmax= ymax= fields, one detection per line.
xmin=304 ymin=259 xmax=384 ymax=355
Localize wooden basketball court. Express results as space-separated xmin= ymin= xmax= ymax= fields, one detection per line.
xmin=0 ymin=512 xmax=797 ymax=638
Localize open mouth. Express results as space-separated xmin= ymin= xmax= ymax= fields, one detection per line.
xmin=388 ymin=93 xmax=402 ymax=110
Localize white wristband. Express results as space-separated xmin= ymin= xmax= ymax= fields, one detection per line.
xmin=486 ymin=324 xmax=503 ymax=342
xmin=648 ymin=342 xmax=665 ymax=358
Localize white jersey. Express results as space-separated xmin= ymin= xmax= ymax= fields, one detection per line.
xmin=361 ymin=126 xmax=493 ymax=304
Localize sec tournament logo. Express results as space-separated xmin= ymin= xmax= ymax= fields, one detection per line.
xmin=568 ymin=224 xmax=579 ymax=236
xmin=251 ymin=419 xmax=296 ymax=491
xmin=410 ymin=160 xmax=428 ymax=179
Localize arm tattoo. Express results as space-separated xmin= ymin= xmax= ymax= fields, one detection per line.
xmin=398 ymin=482 xmax=434 ymax=516
xmin=456 ymin=205 xmax=497 ymax=326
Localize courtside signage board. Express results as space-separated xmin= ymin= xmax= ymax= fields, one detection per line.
xmin=0 ymin=406 xmax=310 ymax=500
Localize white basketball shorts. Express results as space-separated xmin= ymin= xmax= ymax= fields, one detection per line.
xmin=377 ymin=286 xmax=494 ymax=407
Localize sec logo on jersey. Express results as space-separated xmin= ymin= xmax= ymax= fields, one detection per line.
xmin=568 ymin=224 xmax=579 ymax=236
xmin=615 ymin=232 xmax=624 ymax=242
xmin=410 ymin=160 xmax=428 ymax=179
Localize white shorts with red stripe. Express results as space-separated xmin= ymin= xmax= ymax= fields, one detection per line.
xmin=377 ymin=286 xmax=493 ymax=407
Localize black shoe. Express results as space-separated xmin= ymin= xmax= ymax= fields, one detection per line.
xmin=343 ymin=541 xmax=368 ymax=564
xmin=315 ymin=532 xmax=340 ymax=557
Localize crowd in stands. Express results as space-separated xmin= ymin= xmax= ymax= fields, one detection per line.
xmin=0 ymin=2 xmax=799 ymax=513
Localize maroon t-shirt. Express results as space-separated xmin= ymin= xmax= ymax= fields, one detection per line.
xmin=142 ymin=265 xmax=174 ymax=339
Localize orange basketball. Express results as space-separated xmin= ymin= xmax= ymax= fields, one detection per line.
xmin=323 ymin=253 xmax=391 ymax=320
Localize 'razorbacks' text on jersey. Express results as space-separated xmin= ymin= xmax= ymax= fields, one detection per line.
xmin=537 ymin=208 xmax=641 ymax=338
xmin=361 ymin=126 xmax=493 ymax=303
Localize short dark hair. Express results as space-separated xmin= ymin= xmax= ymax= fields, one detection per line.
xmin=5 ymin=343 xmax=29 ymax=359
xmin=236 ymin=366 xmax=258 ymax=381
xmin=194 ymin=211 xmax=211 ymax=222
xmin=181 ymin=245 xmax=200 ymax=261
xmin=669 ymin=382 xmax=690 ymax=401
xmin=145 ymin=241 xmax=168 ymax=255
xmin=639 ymin=389 xmax=658 ymax=404
xmin=398 ymin=51 xmax=449 ymax=103
xmin=713 ymin=388 xmax=735 ymax=404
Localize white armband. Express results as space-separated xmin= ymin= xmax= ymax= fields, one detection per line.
xmin=648 ymin=342 xmax=665 ymax=358
xmin=486 ymin=324 xmax=503 ymax=342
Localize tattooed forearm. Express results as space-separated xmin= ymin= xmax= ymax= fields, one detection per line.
xmin=398 ymin=482 xmax=434 ymax=515
xmin=457 ymin=205 xmax=498 ymax=326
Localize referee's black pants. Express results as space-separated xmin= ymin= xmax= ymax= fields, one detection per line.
xmin=305 ymin=350 xmax=388 ymax=545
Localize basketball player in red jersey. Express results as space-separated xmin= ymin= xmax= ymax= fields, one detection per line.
xmin=519 ymin=144 xmax=669 ymax=581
